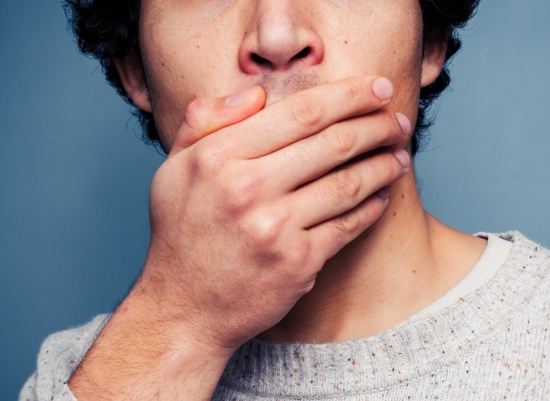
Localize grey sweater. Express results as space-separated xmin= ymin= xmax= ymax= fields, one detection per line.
xmin=20 ymin=232 xmax=550 ymax=400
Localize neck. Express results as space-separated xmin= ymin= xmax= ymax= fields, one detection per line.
xmin=260 ymin=170 xmax=487 ymax=343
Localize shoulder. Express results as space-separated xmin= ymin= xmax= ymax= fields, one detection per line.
xmin=39 ymin=314 xmax=110 ymax=368
xmin=496 ymin=231 xmax=550 ymax=314
xmin=500 ymin=231 xmax=550 ymax=269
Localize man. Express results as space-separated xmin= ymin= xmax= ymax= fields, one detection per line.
xmin=21 ymin=0 xmax=550 ymax=400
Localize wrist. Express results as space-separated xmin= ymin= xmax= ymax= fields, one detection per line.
xmin=69 ymin=276 xmax=235 ymax=400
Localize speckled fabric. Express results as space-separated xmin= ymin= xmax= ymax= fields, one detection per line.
xmin=20 ymin=232 xmax=550 ymax=401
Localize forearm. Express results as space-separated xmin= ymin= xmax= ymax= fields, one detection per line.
xmin=68 ymin=280 xmax=234 ymax=401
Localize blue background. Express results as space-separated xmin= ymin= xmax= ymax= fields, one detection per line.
xmin=1 ymin=1 xmax=549 ymax=399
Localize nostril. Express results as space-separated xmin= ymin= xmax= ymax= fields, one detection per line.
xmin=251 ymin=53 xmax=270 ymax=65
xmin=240 ymin=41 xmax=321 ymax=74
xmin=291 ymin=46 xmax=311 ymax=61
xmin=251 ymin=47 xmax=311 ymax=66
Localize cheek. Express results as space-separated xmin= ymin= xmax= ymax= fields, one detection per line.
xmin=324 ymin=7 xmax=423 ymax=115
xmin=140 ymin=9 xmax=245 ymax=147
xmin=387 ymin=38 xmax=424 ymax=119
xmin=139 ymin=16 xmax=195 ymax=145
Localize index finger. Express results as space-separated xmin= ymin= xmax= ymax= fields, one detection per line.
xmin=223 ymin=76 xmax=394 ymax=159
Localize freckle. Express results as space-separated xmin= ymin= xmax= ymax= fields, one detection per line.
xmin=412 ymin=270 xmax=417 ymax=274
xmin=393 ymin=212 xmax=397 ymax=217
xmin=196 ymin=44 xmax=201 ymax=49
xmin=344 ymin=40 xmax=348 ymax=44
xmin=161 ymin=62 xmax=165 ymax=67
xmin=401 ymin=194 xmax=405 ymax=199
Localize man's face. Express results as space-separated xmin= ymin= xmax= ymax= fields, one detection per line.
xmin=135 ymin=0 xmax=430 ymax=150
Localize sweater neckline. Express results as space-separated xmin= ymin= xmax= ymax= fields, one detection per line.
xmin=218 ymin=232 xmax=546 ymax=397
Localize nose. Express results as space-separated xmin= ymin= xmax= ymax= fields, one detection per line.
xmin=238 ymin=1 xmax=324 ymax=75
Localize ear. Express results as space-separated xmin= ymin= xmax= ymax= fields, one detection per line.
xmin=421 ymin=39 xmax=448 ymax=88
xmin=114 ymin=55 xmax=152 ymax=113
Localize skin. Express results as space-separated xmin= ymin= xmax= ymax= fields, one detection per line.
xmin=69 ymin=0 xmax=487 ymax=399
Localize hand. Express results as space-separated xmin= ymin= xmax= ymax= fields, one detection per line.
xmin=143 ymin=76 xmax=411 ymax=350
xmin=69 ymin=76 xmax=411 ymax=400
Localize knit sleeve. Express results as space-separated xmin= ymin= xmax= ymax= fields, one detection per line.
xmin=19 ymin=315 xmax=109 ymax=401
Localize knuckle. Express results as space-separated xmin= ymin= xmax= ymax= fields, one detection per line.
xmin=358 ymin=164 xmax=391 ymax=194
xmin=285 ymin=239 xmax=310 ymax=269
xmin=333 ymin=169 xmax=362 ymax=200
xmin=184 ymin=97 xmax=206 ymax=130
xmin=360 ymin=198 xmax=387 ymax=227
xmin=376 ymin=152 xmax=404 ymax=181
xmin=190 ymin=143 xmax=226 ymax=175
xmin=244 ymin=208 xmax=288 ymax=247
xmin=379 ymin=111 xmax=401 ymax=143
xmin=336 ymin=212 xmax=362 ymax=235
xmin=290 ymin=97 xmax=324 ymax=130
xmin=224 ymin=173 xmax=260 ymax=212
xmin=325 ymin=129 xmax=357 ymax=157
xmin=276 ymin=241 xmax=312 ymax=283
xmin=344 ymin=80 xmax=367 ymax=111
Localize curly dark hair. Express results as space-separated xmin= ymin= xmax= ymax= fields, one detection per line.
xmin=63 ymin=0 xmax=479 ymax=156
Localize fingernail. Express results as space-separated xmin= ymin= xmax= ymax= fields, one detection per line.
xmin=396 ymin=113 xmax=411 ymax=135
xmin=377 ymin=186 xmax=391 ymax=200
xmin=372 ymin=77 xmax=393 ymax=101
xmin=393 ymin=148 xmax=411 ymax=168
xmin=225 ymin=87 xmax=254 ymax=108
